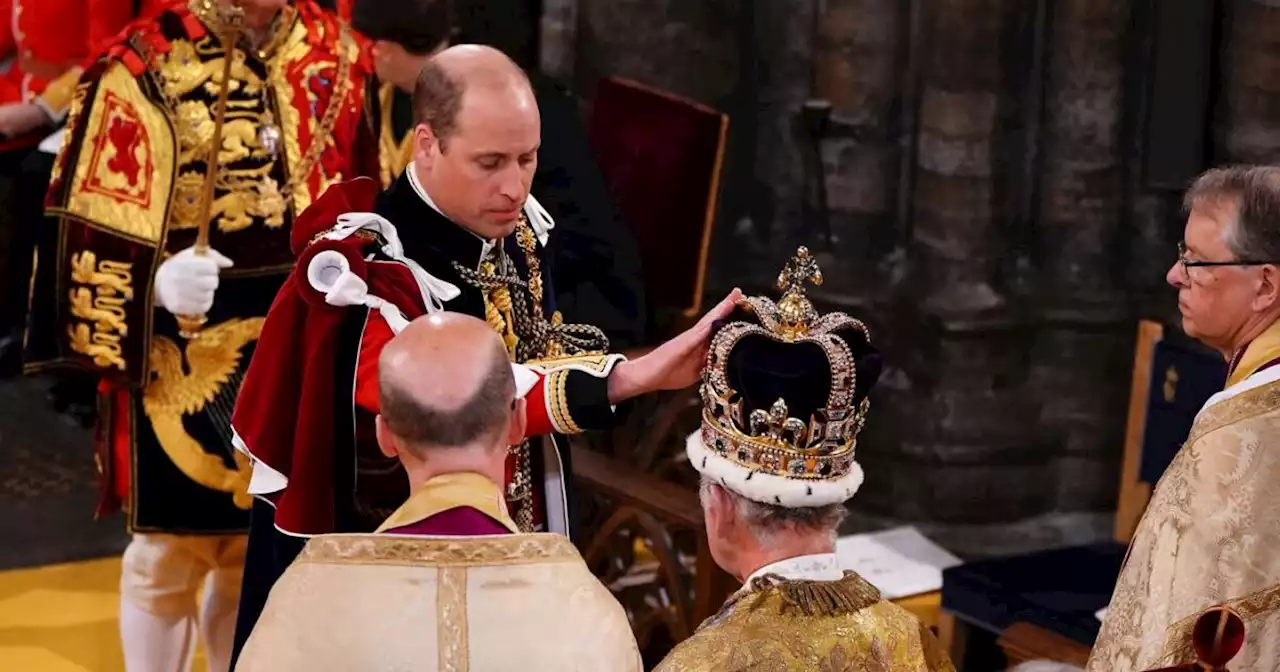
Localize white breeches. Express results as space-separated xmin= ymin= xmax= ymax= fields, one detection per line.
xmin=119 ymin=533 xmax=247 ymax=672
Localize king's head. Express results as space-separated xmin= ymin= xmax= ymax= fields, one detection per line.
xmin=689 ymin=247 xmax=883 ymax=508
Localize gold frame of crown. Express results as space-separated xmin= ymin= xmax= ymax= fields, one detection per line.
xmin=698 ymin=247 xmax=873 ymax=483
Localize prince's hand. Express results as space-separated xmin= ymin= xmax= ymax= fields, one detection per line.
xmin=607 ymin=289 xmax=743 ymax=404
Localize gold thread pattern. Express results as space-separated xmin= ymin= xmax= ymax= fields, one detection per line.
xmin=67 ymin=251 xmax=134 ymax=371
xmin=298 ymin=533 xmax=582 ymax=567
xmin=62 ymin=63 xmax=175 ymax=245
xmin=141 ymin=317 xmax=264 ymax=508
xmin=437 ymin=566 xmax=469 ymax=672
xmin=1086 ymin=373 xmax=1280 ymax=671
xmin=655 ymin=572 xmax=953 ymax=671
xmin=547 ymin=369 xmax=582 ymax=435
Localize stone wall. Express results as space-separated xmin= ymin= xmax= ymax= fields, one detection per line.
xmin=542 ymin=0 xmax=1280 ymax=558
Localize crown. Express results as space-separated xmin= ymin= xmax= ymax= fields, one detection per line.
xmin=695 ymin=247 xmax=877 ymax=493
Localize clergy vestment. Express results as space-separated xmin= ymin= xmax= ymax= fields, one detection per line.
xmin=655 ymin=554 xmax=952 ymax=671
xmin=235 ymin=472 xmax=643 ymax=671
xmin=1088 ymin=321 xmax=1280 ymax=670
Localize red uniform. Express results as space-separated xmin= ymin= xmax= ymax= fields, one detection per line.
xmin=0 ymin=0 xmax=176 ymax=149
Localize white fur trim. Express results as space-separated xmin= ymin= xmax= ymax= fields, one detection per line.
xmin=686 ymin=431 xmax=864 ymax=507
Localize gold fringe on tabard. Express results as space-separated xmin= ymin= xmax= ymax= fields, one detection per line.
xmin=750 ymin=571 xmax=883 ymax=617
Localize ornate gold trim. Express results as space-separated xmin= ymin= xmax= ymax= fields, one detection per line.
xmin=297 ymin=533 xmax=582 ymax=567
xmin=1155 ymin=583 xmax=1280 ymax=665
xmin=437 ymin=566 xmax=469 ymax=672
xmin=1185 ymin=380 xmax=1280 ymax=448
xmin=63 ymin=61 xmax=177 ymax=245
xmin=523 ymin=353 xmax=623 ymax=377
xmin=546 ymin=369 xmax=582 ymax=435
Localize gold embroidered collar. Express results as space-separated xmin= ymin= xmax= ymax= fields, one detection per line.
xmin=374 ymin=472 xmax=520 ymax=534
xmin=1227 ymin=320 xmax=1280 ymax=388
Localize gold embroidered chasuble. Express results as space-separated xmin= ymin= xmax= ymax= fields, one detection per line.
xmin=1088 ymin=322 xmax=1280 ymax=670
xmin=655 ymin=555 xmax=953 ymax=672
xmin=236 ymin=473 xmax=643 ymax=672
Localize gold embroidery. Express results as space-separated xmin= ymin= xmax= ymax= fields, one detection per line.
xmin=270 ymin=18 xmax=354 ymax=214
xmin=376 ymin=82 xmax=415 ymax=188
xmin=655 ymin=573 xmax=953 ymax=671
xmin=142 ymin=317 xmax=264 ymax=509
xmin=1155 ymin=586 xmax=1280 ymax=666
xmin=547 ymin=369 xmax=582 ymax=435
xmin=523 ymin=353 xmax=622 ymax=377
xmin=515 ymin=220 xmax=543 ymax=304
xmin=67 ymin=251 xmax=134 ymax=371
xmin=299 ymin=532 xmax=582 ymax=567
xmin=60 ymin=63 xmax=175 ymax=245
xmin=437 ymin=566 xmax=469 ymax=672
xmin=1087 ymin=378 xmax=1280 ymax=671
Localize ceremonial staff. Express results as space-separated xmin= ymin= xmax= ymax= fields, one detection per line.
xmin=176 ymin=0 xmax=245 ymax=339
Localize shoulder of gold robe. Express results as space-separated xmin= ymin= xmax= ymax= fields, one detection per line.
xmin=655 ymin=588 xmax=954 ymax=672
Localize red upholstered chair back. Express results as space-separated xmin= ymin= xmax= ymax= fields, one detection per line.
xmin=586 ymin=77 xmax=728 ymax=319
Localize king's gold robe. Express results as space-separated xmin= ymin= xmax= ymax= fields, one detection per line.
xmin=655 ymin=563 xmax=953 ymax=672
xmin=1088 ymin=322 xmax=1280 ymax=670
xmin=235 ymin=474 xmax=643 ymax=671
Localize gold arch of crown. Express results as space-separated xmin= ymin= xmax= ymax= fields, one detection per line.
xmin=699 ymin=247 xmax=872 ymax=480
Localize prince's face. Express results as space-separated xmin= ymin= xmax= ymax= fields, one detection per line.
xmin=413 ymin=82 xmax=540 ymax=240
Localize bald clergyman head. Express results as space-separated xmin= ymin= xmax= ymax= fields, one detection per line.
xmin=374 ymin=312 xmax=528 ymax=486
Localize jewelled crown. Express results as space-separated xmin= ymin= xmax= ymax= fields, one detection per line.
xmin=693 ymin=248 xmax=883 ymax=504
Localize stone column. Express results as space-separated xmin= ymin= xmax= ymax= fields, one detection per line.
xmin=750 ymin=0 xmax=820 ymax=271
xmin=810 ymin=0 xmax=907 ymax=299
xmin=851 ymin=0 xmax=1059 ymax=558
xmin=1218 ymin=0 xmax=1280 ymax=163
xmin=573 ymin=0 xmax=740 ymax=104
xmin=539 ymin=0 xmax=577 ymax=84
xmin=1033 ymin=0 xmax=1132 ymax=515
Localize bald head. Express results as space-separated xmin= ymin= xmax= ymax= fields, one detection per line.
xmin=378 ymin=313 xmax=514 ymax=451
xmin=412 ymin=44 xmax=534 ymax=146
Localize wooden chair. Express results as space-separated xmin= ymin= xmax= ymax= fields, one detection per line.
xmin=570 ymin=77 xmax=733 ymax=661
xmin=938 ymin=320 xmax=1226 ymax=670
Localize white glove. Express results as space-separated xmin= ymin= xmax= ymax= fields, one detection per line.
xmin=154 ymin=246 xmax=234 ymax=316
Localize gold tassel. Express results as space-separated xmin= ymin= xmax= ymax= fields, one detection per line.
xmin=751 ymin=572 xmax=882 ymax=618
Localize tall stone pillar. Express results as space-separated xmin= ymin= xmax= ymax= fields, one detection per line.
xmin=1218 ymin=0 xmax=1280 ymax=163
xmin=1032 ymin=0 xmax=1131 ymax=515
xmin=747 ymin=0 xmax=819 ymax=275
xmin=853 ymin=0 xmax=1055 ymax=558
xmin=810 ymin=0 xmax=907 ymax=299
xmin=539 ymin=0 xmax=577 ymax=84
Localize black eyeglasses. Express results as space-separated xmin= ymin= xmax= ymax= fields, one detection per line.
xmin=1177 ymin=242 xmax=1280 ymax=269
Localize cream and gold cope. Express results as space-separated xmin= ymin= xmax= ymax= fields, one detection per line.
xmin=1088 ymin=321 xmax=1280 ymax=670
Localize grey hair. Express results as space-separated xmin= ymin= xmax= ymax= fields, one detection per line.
xmin=1184 ymin=165 xmax=1280 ymax=262
xmin=698 ymin=477 xmax=846 ymax=545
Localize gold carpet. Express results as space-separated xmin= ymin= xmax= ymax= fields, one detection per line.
xmin=0 ymin=557 xmax=206 ymax=671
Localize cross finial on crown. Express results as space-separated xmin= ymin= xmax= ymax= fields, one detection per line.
xmin=777 ymin=246 xmax=823 ymax=297
xmin=774 ymin=247 xmax=822 ymax=341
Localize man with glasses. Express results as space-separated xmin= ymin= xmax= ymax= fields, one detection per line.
xmin=1088 ymin=165 xmax=1280 ymax=671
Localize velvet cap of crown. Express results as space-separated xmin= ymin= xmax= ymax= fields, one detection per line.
xmin=688 ymin=247 xmax=883 ymax=508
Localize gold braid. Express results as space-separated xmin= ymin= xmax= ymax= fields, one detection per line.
xmin=451 ymin=256 xmax=609 ymax=362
